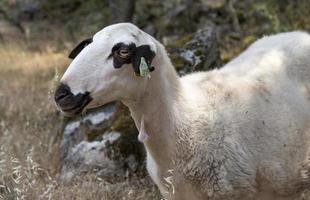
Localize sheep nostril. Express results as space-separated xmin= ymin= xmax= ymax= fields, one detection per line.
xmin=54 ymin=83 xmax=72 ymax=103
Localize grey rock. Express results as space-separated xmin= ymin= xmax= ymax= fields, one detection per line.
xmin=59 ymin=102 xmax=145 ymax=183
xmin=60 ymin=132 xmax=123 ymax=183
xmin=176 ymin=26 xmax=221 ymax=75
xmin=59 ymin=103 xmax=116 ymax=163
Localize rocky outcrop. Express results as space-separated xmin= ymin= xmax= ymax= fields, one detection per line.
xmin=166 ymin=25 xmax=221 ymax=75
xmin=59 ymin=102 xmax=145 ymax=183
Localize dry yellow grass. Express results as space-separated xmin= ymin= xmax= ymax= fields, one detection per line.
xmin=0 ymin=41 xmax=160 ymax=200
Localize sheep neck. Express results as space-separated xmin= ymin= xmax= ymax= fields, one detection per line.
xmin=123 ymin=45 xmax=182 ymax=170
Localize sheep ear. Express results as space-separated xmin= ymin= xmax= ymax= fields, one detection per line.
xmin=68 ymin=38 xmax=93 ymax=59
xmin=132 ymin=45 xmax=156 ymax=76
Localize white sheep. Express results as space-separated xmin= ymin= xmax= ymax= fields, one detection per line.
xmin=55 ymin=23 xmax=310 ymax=200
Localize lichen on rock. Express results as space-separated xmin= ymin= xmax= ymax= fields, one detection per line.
xmin=168 ymin=25 xmax=221 ymax=75
xmin=59 ymin=102 xmax=145 ymax=183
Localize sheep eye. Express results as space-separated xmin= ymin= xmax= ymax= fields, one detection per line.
xmin=118 ymin=48 xmax=130 ymax=59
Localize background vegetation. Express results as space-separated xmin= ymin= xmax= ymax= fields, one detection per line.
xmin=0 ymin=0 xmax=310 ymax=199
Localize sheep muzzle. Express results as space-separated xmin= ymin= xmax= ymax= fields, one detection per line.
xmin=54 ymin=83 xmax=92 ymax=116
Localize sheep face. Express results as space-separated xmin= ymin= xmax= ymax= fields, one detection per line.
xmin=54 ymin=23 xmax=157 ymax=116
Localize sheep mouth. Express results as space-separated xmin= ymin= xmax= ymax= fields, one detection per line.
xmin=57 ymin=94 xmax=93 ymax=117
xmin=54 ymin=83 xmax=94 ymax=117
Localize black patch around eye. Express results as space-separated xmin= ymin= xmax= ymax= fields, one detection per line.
xmin=108 ymin=42 xmax=156 ymax=75
xmin=110 ymin=42 xmax=136 ymax=68
xmin=69 ymin=38 xmax=93 ymax=59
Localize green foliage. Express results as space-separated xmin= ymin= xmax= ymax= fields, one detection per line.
xmin=244 ymin=0 xmax=310 ymax=34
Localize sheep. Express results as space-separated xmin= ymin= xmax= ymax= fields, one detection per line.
xmin=54 ymin=23 xmax=310 ymax=200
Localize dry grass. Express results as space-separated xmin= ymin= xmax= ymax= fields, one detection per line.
xmin=0 ymin=41 xmax=160 ymax=200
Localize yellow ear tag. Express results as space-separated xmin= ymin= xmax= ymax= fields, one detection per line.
xmin=139 ymin=57 xmax=151 ymax=78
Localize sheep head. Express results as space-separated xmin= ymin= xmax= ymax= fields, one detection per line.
xmin=54 ymin=23 xmax=157 ymax=116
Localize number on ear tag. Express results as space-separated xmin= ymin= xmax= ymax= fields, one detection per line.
xmin=139 ymin=57 xmax=151 ymax=78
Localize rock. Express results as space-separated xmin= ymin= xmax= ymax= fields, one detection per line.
xmin=61 ymin=132 xmax=122 ymax=183
xmin=59 ymin=102 xmax=145 ymax=183
xmin=59 ymin=103 xmax=116 ymax=162
xmin=168 ymin=25 xmax=221 ymax=75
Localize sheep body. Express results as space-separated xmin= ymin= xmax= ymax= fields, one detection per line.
xmin=56 ymin=24 xmax=310 ymax=199
xmin=135 ymin=31 xmax=310 ymax=200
